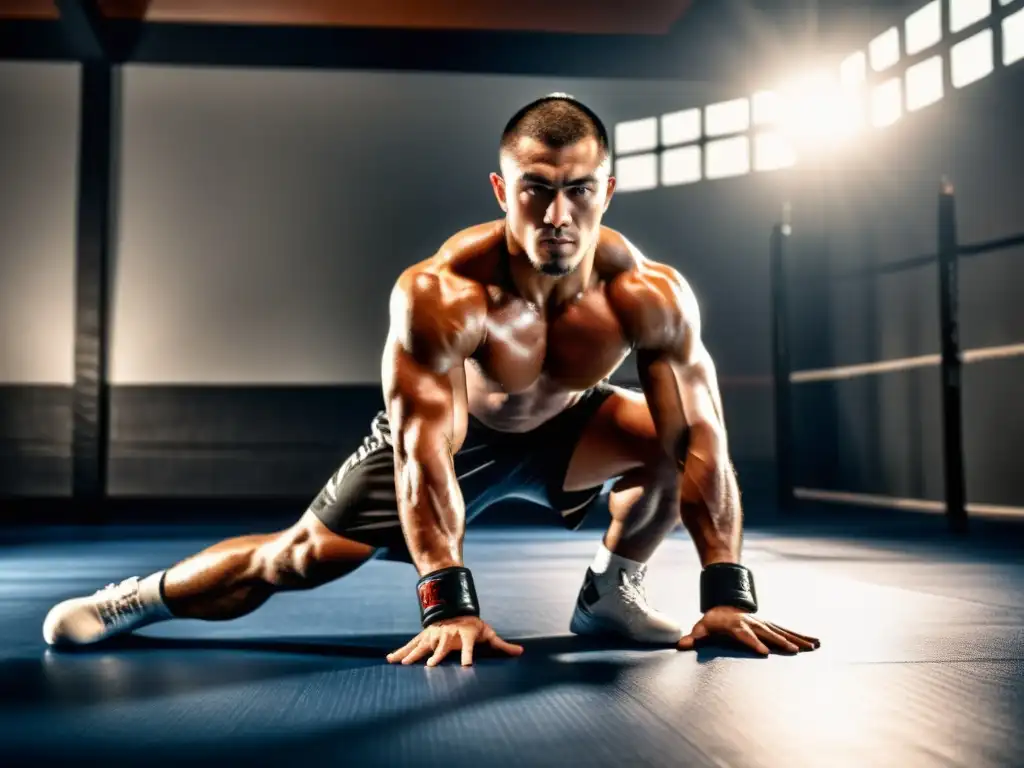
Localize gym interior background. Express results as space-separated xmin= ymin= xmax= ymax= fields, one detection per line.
xmin=2 ymin=0 xmax=1023 ymax=524
xmin=2 ymin=1 xmax=1024 ymax=766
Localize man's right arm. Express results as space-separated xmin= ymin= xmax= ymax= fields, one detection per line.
xmin=381 ymin=268 xmax=487 ymax=577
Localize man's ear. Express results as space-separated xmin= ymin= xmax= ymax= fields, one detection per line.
xmin=490 ymin=172 xmax=508 ymax=212
xmin=603 ymin=176 xmax=617 ymax=211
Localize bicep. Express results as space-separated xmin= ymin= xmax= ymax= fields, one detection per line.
xmin=381 ymin=271 xmax=480 ymax=461
xmin=383 ymin=335 xmax=459 ymax=467
xmin=622 ymin=268 xmax=724 ymax=452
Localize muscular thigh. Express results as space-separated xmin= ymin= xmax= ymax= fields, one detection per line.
xmin=562 ymin=387 xmax=664 ymax=493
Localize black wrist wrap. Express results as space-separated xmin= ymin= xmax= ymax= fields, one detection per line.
xmin=700 ymin=563 xmax=758 ymax=613
xmin=416 ymin=567 xmax=480 ymax=628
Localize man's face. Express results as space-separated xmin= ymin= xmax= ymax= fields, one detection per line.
xmin=491 ymin=135 xmax=616 ymax=277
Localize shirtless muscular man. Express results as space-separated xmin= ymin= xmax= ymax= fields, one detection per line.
xmin=43 ymin=94 xmax=819 ymax=666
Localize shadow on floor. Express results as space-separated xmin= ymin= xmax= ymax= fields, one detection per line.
xmin=4 ymin=631 xmax=763 ymax=715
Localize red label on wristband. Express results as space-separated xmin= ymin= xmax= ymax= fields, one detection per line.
xmin=418 ymin=580 xmax=445 ymax=610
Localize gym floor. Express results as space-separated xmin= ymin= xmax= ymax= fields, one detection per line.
xmin=1 ymin=512 xmax=1021 ymax=767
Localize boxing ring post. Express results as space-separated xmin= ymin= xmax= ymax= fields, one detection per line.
xmin=936 ymin=179 xmax=969 ymax=535
xmin=769 ymin=203 xmax=794 ymax=513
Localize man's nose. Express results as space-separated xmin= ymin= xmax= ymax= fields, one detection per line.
xmin=544 ymin=190 xmax=572 ymax=228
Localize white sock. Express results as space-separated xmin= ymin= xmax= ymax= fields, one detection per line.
xmin=590 ymin=542 xmax=645 ymax=579
xmin=138 ymin=571 xmax=174 ymax=620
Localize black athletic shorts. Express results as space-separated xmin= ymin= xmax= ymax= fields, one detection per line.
xmin=308 ymin=383 xmax=619 ymax=563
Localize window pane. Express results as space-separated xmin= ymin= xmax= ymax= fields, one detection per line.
xmin=839 ymin=51 xmax=867 ymax=87
xmin=705 ymin=97 xmax=750 ymax=137
xmin=949 ymin=0 xmax=991 ymax=33
xmin=951 ymin=29 xmax=994 ymax=87
xmin=752 ymin=91 xmax=780 ymax=125
xmin=615 ymin=153 xmax=658 ymax=192
xmin=661 ymin=146 xmax=702 ymax=186
xmin=1004 ymin=7 xmax=1024 ymax=67
xmin=754 ymin=132 xmax=797 ymax=172
xmin=661 ymin=108 xmax=701 ymax=146
xmin=614 ymin=117 xmax=657 ymax=155
xmin=705 ymin=136 xmax=750 ymax=179
xmin=871 ymin=78 xmax=903 ymax=127
xmin=906 ymin=56 xmax=944 ymax=111
xmin=906 ymin=1 xmax=942 ymax=55
xmin=869 ymin=27 xmax=901 ymax=71
xmin=778 ymin=71 xmax=864 ymax=141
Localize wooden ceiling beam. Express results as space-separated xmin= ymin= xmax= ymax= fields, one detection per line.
xmin=90 ymin=0 xmax=692 ymax=35
xmin=0 ymin=0 xmax=60 ymax=20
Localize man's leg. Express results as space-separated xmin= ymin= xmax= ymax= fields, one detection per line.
xmin=564 ymin=387 xmax=682 ymax=557
xmin=42 ymin=511 xmax=378 ymax=646
xmin=159 ymin=512 xmax=376 ymax=620
xmin=560 ymin=387 xmax=685 ymax=644
xmin=43 ymin=427 xmax=404 ymax=646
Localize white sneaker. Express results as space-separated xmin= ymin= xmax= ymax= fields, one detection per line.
xmin=569 ymin=565 xmax=682 ymax=645
xmin=43 ymin=574 xmax=171 ymax=647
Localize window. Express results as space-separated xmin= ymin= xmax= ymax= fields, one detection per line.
xmin=776 ymin=71 xmax=863 ymax=141
xmin=660 ymin=108 xmax=701 ymax=146
xmin=615 ymin=153 xmax=658 ymax=192
xmin=951 ymin=29 xmax=994 ymax=87
xmin=905 ymin=56 xmax=944 ymax=111
xmin=705 ymin=136 xmax=750 ymax=179
xmin=871 ymin=78 xmax=903 ymax=127
xmin=754 ymin=132 xmax=797 ymax=172
xmin=869 ymin=27 xmax=901 ymax=71
xmin=705 ymin=97 xmax=750 ymax=137
xmin=1004 ymin=7 xmax=1024 ymax=67
xmin=906 ymin=1 xmax=942 ymax=55
xmin=949 ymin=0 xmax=991 ymax=33
xmin=661 ymin=146 xmax=702 ymax=186
xmin=614 ymin=117 xmax=657 ymax=155
xmin=839 ymin=51 xmax=867 ymax=87
xmin=752 ymin=91 xmax=780 ymax=126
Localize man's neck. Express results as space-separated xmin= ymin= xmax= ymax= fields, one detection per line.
xmin=503 ymin=223 xmax=595 ymax=311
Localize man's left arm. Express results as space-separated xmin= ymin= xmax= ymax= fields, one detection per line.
xmin=615 ymin=264 xmax=820 ymax=656
xmin=636 ymin=337 xmax=740 ymax=569
xmin=617 ymin=264 xmax=739 ymax=566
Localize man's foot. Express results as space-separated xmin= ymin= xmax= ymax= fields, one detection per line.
xmin=569 ymin=566 xmax=682 ymax=645
xmin=43 ymin=574 xmax=172 ymax=647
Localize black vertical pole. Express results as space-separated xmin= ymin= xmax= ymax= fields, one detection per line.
xmin=937 ymin=178 xmax=967 ymax=534
xmin=770 ymin=203 xmax=794 ymax=513
xmin=941 ymin=1 xmax=955 ymax=97
xmin=71 ymin=61 xmax=114 ymax=511
xmin=993 ymin=1 xmax=1007 ymax=74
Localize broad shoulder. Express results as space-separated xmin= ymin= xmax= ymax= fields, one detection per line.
xmin=389 ymin=223 xmax=501 ymax=369
xmin=598 ymin=228 xmax=700 ymax=354
xmin=392 ymin=220 xmax=503 ymax=314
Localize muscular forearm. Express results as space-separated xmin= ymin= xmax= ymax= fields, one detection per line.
xmin=395 ymin=452 xmax=466 ymax=576
xmin=679 ymin=428 xmax=743 ymax=565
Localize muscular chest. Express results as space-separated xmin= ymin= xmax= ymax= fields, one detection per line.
xmin=473 ymin=290 xmax=632 ymax=393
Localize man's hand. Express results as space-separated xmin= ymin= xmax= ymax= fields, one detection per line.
xmin=677 ymin=606 xmax=820 ymax=656
xmin=387 ymin=616 xmax=524 ymax=667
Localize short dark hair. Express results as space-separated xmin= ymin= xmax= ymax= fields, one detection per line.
xmin=500 ymin=93 xmax=610 ymax=161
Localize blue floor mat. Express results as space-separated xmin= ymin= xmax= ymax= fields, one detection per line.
xmin=0 ymin=523 xmax=1022 ymax=767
